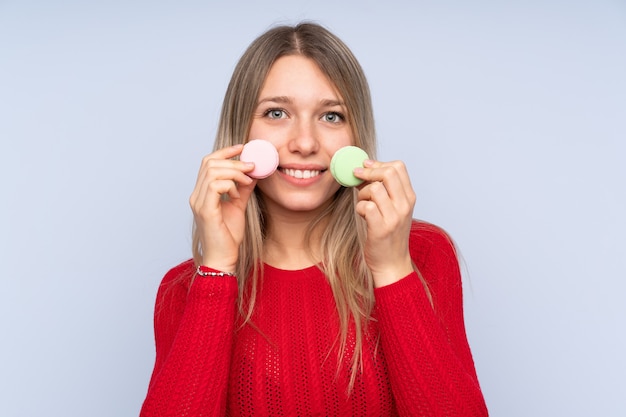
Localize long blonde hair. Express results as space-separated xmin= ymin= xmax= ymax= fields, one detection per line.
xmin=193 ymin=22 xmax=379 ymax=389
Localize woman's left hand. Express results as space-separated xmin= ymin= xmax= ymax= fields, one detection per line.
xmin=354 ymin=159 xmax=416 ymax=288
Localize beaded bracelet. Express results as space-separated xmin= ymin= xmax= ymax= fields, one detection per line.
xmin=196 ymin=265 xmax=236 ymax=277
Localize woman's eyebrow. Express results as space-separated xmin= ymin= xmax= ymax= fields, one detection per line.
xmin=257 ymin=96 xmax=292 ymax=105
xmin=320 ymin=99 xmax=345 ymax=107
xmin=256 ymin=96 xmax=346 ymax=107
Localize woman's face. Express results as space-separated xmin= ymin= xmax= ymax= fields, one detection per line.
xmin=248 ymin=55 xmax=354 ymax=216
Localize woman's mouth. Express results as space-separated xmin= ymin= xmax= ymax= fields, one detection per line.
xmin=280 ymin=168 xmax=323 ymax=179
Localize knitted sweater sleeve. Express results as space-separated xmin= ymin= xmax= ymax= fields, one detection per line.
xmin=140 ymin=260 xmax=238 ymax=417
xmin=373 ymin=223 xmax=488 ymax=416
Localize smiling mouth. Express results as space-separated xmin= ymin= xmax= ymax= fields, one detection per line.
xmin=280 ymin=168 xmax=324 ymax=179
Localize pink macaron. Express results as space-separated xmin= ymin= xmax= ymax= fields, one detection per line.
xmin=240 ymin=139 xmax=279 ymax=179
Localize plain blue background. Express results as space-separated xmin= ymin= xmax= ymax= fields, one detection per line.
xmin=1 ymin=1 xmax=625 ymax=416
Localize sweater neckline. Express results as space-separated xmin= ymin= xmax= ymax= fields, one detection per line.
xmin=263 ymin=262 xmax=322 ymax=275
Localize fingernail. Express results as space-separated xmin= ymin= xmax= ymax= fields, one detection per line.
xmin=363 ymin=159 xmax=374 ymax=167
xmin=354 ymin=167 xmax=364 ymax=175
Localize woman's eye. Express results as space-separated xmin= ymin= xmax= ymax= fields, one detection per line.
xmin=266 ymin=109 xmax=286 ymax=119
xmin=323 ymin=112 xmax=344 ymax=123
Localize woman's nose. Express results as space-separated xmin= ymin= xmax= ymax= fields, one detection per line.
xmin=287 ymin=118 xmax=320 ymax=156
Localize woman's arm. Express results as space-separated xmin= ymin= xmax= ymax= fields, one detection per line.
xmin=140 ymin=261 xmax=238 ymax=417
xmin=374 ymin=223 xmax=488 ymax=417
xmin=140 ymin=145 xmax=254 ymax=416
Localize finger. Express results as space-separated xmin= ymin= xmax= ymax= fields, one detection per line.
xmin=191 ymin=167 xmax=250 ymax=212
xmin=357 ymin=181 xmax=399 ymax=225
xmin=383 ymin=160 xmax=415 ymax=204
xmin=197 ymin=158 xmax=255 ymax=183
xmin=357 ymin=168 xmax=405 ymax=215
xmin=200 ymin=164 xmax=255 ymax=186
xmin=355 ymin=199 xmax=383 ymax=224
xmin=355 ymin=160 xmax=415 ymax=207
xmin=191 ymin=153 xmax=255 ymax=207
xmin=210 ymin=143 xmax=245 ymax=160
xmin=192 ymin=179 xmax=240 ymax=217
xmin=195 ymin=144 xmax=254 ymax=181
xmin=233 ymin=179 xmax=258 ymax=208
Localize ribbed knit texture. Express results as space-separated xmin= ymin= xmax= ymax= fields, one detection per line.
xmin=140 ymin=221 xmax=488 ymax=416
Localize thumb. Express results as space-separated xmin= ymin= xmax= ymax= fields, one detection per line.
xmin=236 ymin=179 xmax=258 ymax=208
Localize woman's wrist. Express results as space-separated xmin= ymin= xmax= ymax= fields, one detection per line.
xmin=370 ymin=261 xmax=414 ymax=288
xmin=196 ymin=265 xmax=237 ymax=277
xmin=200 ymin=255 xmax=237 ymax=276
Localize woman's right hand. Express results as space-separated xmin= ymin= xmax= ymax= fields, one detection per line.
xmin=189 ymin=144 xmax=257 ymax=273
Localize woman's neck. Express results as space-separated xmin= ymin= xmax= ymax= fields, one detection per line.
xmin=263 ymin=211 xmax=326 ymax=271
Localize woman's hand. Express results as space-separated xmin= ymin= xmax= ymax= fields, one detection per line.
xmin=189 ymin=144 xmax=257 ymax=273
xmin=354 ymin=159 xmax=416 ymax=287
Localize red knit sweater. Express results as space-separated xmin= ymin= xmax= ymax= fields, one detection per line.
xmin=140 ymin=222 xmax=488 ymax=416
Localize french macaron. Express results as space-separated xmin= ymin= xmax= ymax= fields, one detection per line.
xmin=240 ymin=139 xmax=279 ymax=179
xmin=330 ymin=145 xmax=369 ymax=187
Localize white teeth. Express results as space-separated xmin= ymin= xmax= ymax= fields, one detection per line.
xmin=283 ymin=168 xmax=321 ymax=179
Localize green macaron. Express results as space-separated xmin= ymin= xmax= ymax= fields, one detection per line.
xmin=330 ymin=146 xmax=369 ymax=187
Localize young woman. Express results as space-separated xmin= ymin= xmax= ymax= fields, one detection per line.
xmin=140 ymin=23 xmax=488 ymax=416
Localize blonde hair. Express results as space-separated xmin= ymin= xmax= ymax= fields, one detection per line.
xmin=193 ymin=22 xmax=379 ymax=389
